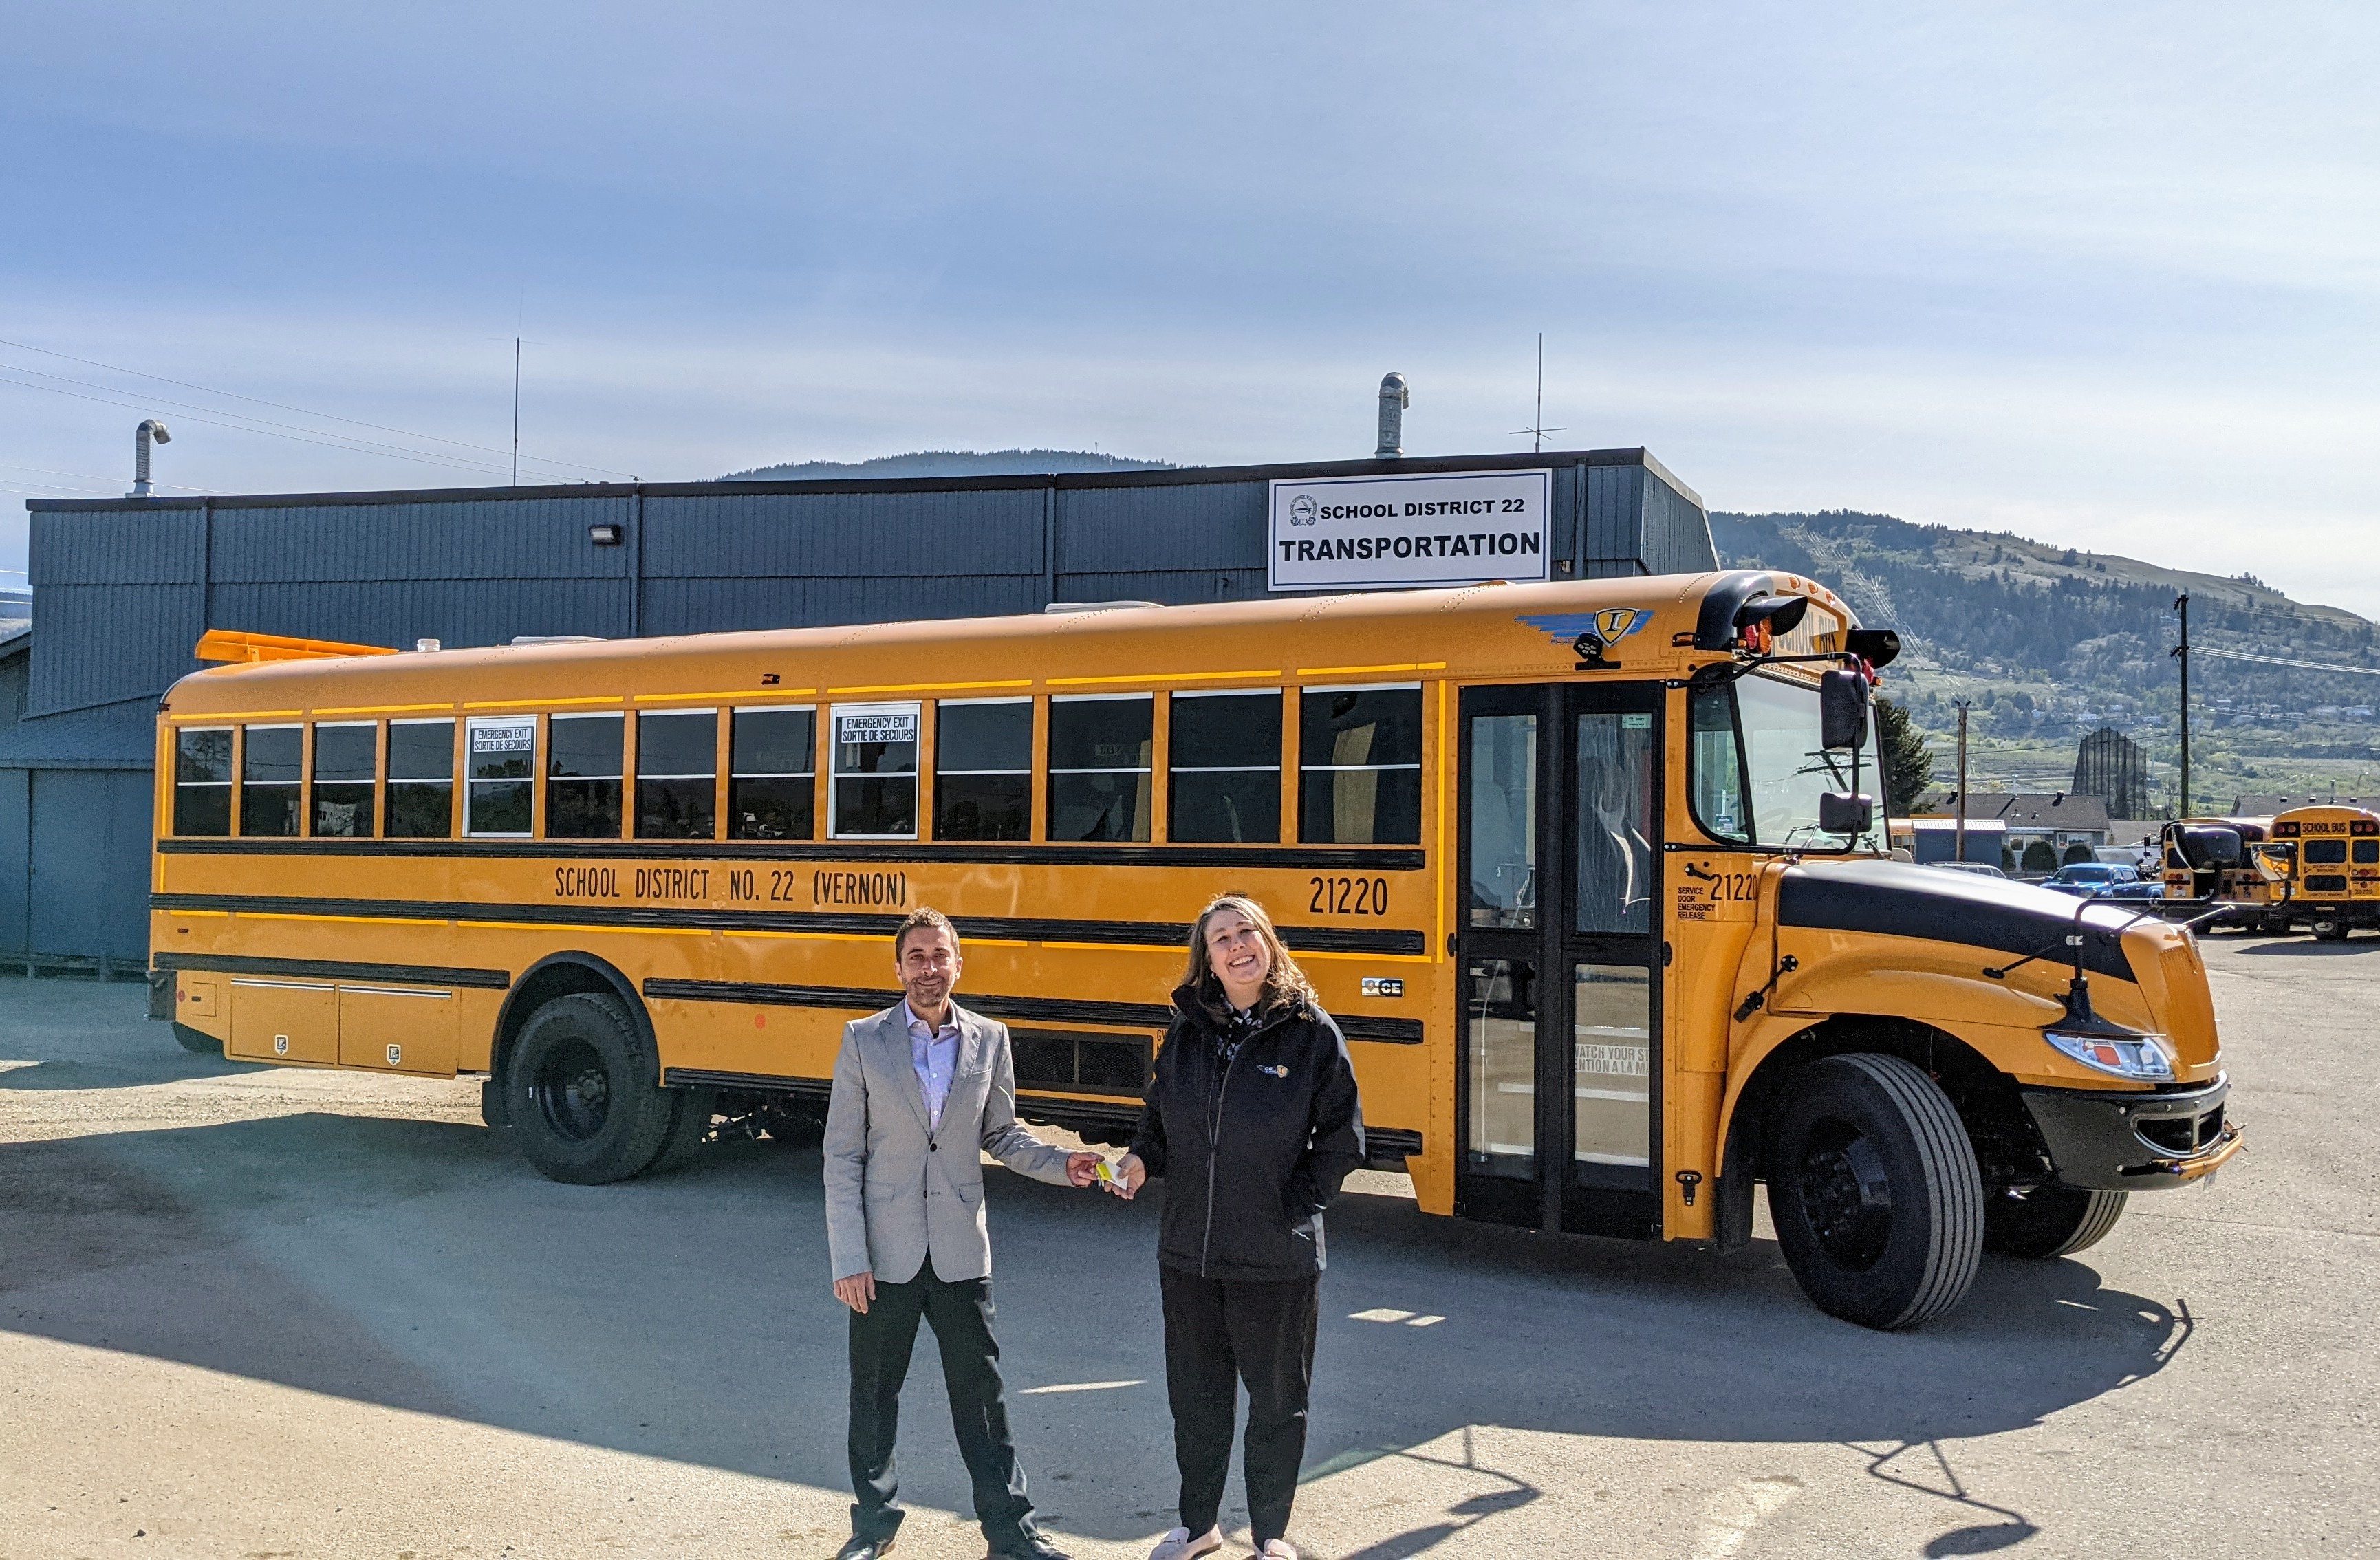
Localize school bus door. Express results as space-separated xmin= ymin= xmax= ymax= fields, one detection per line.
xmin=1455 ymin=683 xmax=1662 ymax=1239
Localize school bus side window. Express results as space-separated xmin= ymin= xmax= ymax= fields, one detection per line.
xmin=1298 ymin=685 xmax=1420 ymax=845
xmin=546 ymin=713 xmax=623 ymax=839
xmin=241 ymin=724 xmax=303 ymax=838
xmin=385 ymin=719 xmax=455 ymax=838
xmin=731 ymin=707 xmax=816 ymax=840
xmin=467 ymin=716 xmax=536 ymax=838
xmin=1688 ymin=684 xmax=1751 ymax=845
xmin=174 ymin=728 xmax=234 ymax=836
xmin=1170 ymin=690 xmax=1280 ymax=843
xmin=312 ymin=722 xmax=378 ymax=838
xmin=832 ymin=703 xmax=920 ymax=839
xmin=936 ymin=698 xmax=1032 ymax=841
xmin=636 ymin=709 xmax=717 ymax=839
xmin=1049 ymin=695 xmax=1153 ymax=843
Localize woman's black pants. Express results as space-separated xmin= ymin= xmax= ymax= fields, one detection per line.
xmin=1159 ymin=1266 xmax=1320 ymax=1548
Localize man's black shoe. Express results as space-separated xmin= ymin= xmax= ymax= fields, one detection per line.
xmin=984 ymin=1537 xmax=1071 ymax=1560
xmin=835 ymin=1535 xmax=896 ymax=1560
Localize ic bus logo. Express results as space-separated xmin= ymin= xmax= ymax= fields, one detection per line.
xmin=1288 ymin=495 xmax=1318 ymax=526
xmin=1517 ymin=607 xmax=1654 ymax=669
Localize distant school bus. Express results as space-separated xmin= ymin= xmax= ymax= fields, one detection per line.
xmin=2160 ymin=816 xmax=2287 ymax=933
xmin=2268 ymin=805 xmax=2380 ymax=940
xmin=151 ymin=573 xmax=2240 ymax=1328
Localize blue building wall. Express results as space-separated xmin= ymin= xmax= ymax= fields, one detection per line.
xmin=14 ymin=448 xmax=1712 ymax=958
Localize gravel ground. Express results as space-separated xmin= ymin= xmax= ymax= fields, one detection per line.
xmin=2 ymin=931 xmax=2374 ymax=1559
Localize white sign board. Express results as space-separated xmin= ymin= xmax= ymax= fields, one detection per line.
xmin=836 ymin=711 xmax=918 ymax=746
xmin=1268 ymin=468 xmax=1553 ymax=592
xmin=468 ymin=717 xmax=536 ymax=755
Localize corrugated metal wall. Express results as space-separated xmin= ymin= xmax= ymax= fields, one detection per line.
xmin=641 ymin=486 xmax=1050 ymax=634
xmin=26 ymin=451 xmax=1712 ymax=723
xmin=14 ymin=448 xmax=1713 ymax=960
xmin=0 ymin=649 xmax=154 ymax=965
xmin=1640 ymin=466 xmax=1718 ymax=577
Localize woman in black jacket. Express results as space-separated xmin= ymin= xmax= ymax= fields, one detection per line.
xmin=1112 ymin=893 xmax=1364 ymax=1560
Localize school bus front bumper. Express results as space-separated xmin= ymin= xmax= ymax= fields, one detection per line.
xmin=2020 ymin=1075 xmax=2242 ymax=1191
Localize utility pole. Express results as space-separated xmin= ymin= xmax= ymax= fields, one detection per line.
xmin=2171 ymin=593 xmax=2190 ymax=817
xmin=1954 ymin=698 xmax=1971 ymax=863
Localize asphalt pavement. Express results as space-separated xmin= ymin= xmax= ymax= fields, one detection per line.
xmin=3 ymin=929 xmax=2374 ymax=1559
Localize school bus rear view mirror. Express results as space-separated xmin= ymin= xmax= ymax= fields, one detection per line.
xmin=1817 ymin=791 xmax=1873 ymax=836
xmin=1819 ymin=669 xmax=1870 ymax=752
xmin=2182 ymin=825 xmax=2244 ymax=868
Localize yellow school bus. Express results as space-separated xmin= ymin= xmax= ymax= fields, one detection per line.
xmin=2269 ymin=805 xmax=2380 ymax=940
xmin=151 ymin=572 xmax=2240 ymax=1328
xmin=2159 ymin=816 xmax=2286 ymax=933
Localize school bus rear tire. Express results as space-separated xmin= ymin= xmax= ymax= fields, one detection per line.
xmin=1766 ymin=1052 xmax=1984 ymax=1330
xmin=643 ymin=1085 xmax=719 ymax=1176
xmin=1983 ymin=1185 xmax=2128 ymax=1259
xmin=505 ymin=992 xmax=676 ymax=1184
xmin=171 ymin=1021 xmax=221 ymax=1055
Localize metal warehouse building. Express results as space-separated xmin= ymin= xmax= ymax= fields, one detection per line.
xmin=8 ymin=446 xmax=1713 ymax=969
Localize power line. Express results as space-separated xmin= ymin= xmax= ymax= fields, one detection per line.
xmin=0 ymin=459 xmax=204 ymax=493
xmin=2192 ymin=645 xmax=2380 ymax=678
xmin=0 ymin=362 xmax=571 ymax=481
xmin=0 ymin=334 xmax=637 ymax=479
xmin=0 ymin=370 xmax=549 ymax=483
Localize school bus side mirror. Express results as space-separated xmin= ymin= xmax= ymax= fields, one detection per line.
xmin=1819 ymin=669 xmax=1870 ymax=751
xmin=1819 ymin=791 xmax=1874 ymax=836
xmin=2181 ymin=825 xmax=2244 ymax=867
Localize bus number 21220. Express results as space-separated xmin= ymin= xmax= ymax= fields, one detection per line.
xmin=1310 ymin=876 xmax=1389 ymax=916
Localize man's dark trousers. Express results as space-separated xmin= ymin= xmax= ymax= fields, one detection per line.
xmin=847 ymin=1257 xmax=1037 ymax=1548
xmin=1160 ymin=1267 xmax=1319 ymax=1548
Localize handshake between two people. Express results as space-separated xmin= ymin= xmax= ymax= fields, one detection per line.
xmin=830 ymin=1151 xmax=1149 ymax=1315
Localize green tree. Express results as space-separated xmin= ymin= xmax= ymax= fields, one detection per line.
xmin=1874 ymin=695 xmax=1935 ymax=816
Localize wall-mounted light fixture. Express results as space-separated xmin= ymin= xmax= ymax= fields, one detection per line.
xmin=589 ymin=523 xmax=623 ymax=545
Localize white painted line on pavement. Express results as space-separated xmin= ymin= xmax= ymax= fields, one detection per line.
xmin=1019 ymin=1380 xmax=1145 ymax=1394
xmin=1691 ymin=1475 xmax=1804 ymax=1560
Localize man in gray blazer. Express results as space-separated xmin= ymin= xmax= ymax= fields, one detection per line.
xmin=825 ymin=907 xmax=1099 ymax=1560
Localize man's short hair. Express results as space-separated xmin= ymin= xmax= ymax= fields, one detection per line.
xmin=893 ymin=906 xmax=958 ymax=960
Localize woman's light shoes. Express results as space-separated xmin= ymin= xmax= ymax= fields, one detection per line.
xmin=1144 ymin=1526 xmax=1297 ymax=1559
xmin=1146 ymin=1528 xmax=1222 ymax=1560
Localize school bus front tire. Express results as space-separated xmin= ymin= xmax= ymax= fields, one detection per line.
xmin=1766 ymin=1053 xmax=1985 ymax=1330
xmin=504 ymin=992 xmax=678 ymax=1184
xmin=1984 ymin=1186 xmax=2128 ymax=1259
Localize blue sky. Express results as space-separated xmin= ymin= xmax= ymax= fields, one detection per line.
xmin=4 ymin=3 xmax=2375 ymax=613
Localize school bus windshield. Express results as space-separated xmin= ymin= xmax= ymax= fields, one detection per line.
xmin=1690 ymin=672 xmax=1883 ymax=853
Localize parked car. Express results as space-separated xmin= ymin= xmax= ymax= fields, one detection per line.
xmin=2040 ymin=862 xmax=2162 ymax=901
xmin=1927 ymin=860 xmax=2009 ymax=878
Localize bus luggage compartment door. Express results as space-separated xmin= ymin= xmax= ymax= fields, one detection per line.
xmin=228 ymin=978 xmax=338 ymax=1064
xmin=336 ymin=985 xmax=460 ymax=1076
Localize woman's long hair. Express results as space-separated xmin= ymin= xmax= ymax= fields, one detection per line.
xmin=1180 ymin=893 xmax=1316 ymax=1021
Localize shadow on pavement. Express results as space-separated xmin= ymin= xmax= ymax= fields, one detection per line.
xmin=2236 ymin=939 xmax=2380 ymax=957
xmin=0 ymin=1052 xmax=268 ymax=1090
xmin=0 ymin=1105 xmax=2192 ymax=1544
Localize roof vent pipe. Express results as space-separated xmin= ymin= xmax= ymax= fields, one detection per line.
xmin=1374 ymin=373 xmax=1408 ymax=459
xmin=130 ymin=419 xmax=171 ymax=498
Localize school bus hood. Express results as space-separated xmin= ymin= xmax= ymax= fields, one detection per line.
xmin=1769 ymin=860 xmax=2221 ymax=1074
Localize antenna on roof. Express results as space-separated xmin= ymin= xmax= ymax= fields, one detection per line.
xmin=1508 ymin=333 xmax=1566 ymax=453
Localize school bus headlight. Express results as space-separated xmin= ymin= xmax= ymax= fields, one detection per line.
xmin=2044 ymin=1028 xmax=2176 ymax=1083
